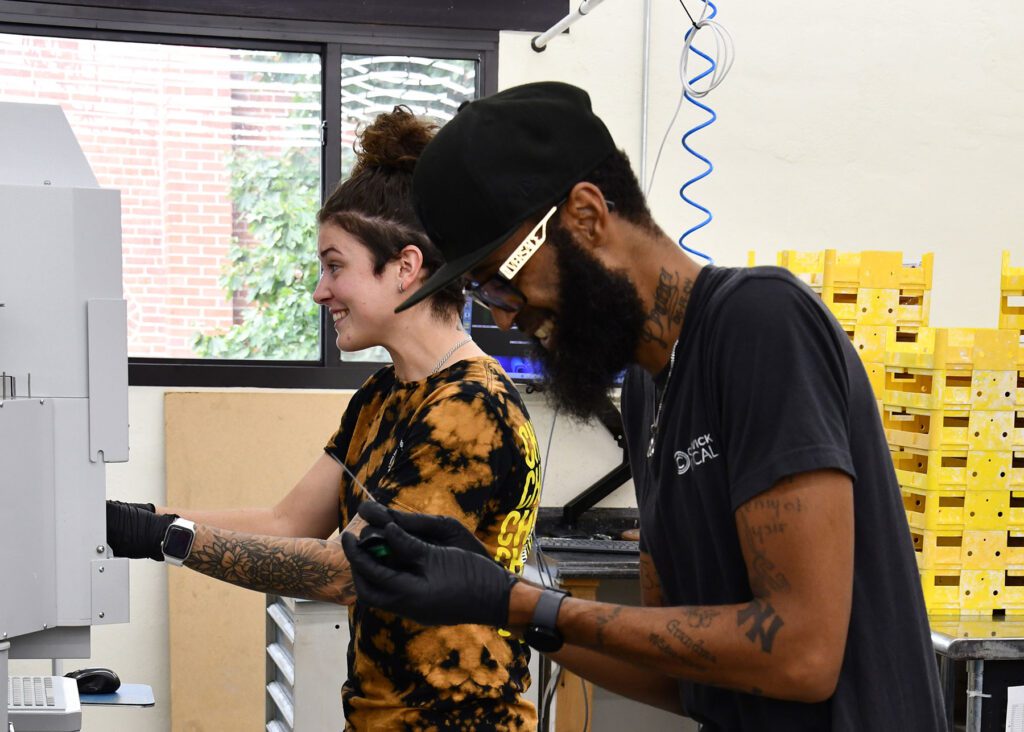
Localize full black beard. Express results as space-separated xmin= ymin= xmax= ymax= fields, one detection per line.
xmin=530 ymin=224 xmax=647 ymax=422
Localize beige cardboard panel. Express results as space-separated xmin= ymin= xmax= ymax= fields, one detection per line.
xmin=165 ymin=390 xmax=353 ymax=732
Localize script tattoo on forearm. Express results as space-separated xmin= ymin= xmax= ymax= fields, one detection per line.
xmin=186 ymin=528 xmax=356 ymax=604
xmin=647 ymin=617 xmax=716 ymax=673
xmin=642 ymin=268 xmax=693 ymax=347
xmin=736 ymin=598 xmax=784 ymax=653
xmin=648 ymin=633 xmax=709 ymax=672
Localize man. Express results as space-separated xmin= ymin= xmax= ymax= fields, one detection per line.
xmin=341 ymin=81 xmax=947 ymax=730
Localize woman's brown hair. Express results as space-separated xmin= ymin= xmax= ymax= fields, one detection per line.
xmin=317 ymin=106 xmax=465 ymax=319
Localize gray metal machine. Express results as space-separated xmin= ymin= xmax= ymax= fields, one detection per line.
xmin=0 ymin=102 xmax=131 ymax=731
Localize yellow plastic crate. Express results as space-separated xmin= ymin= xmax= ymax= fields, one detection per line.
xmin=929 ymin=615 xmax=1024 ymax=635
xmin=920 ymin=570 xmax=963 ymax=613
xmin=885 ymin=369 xmax=1018 ymax=411
xmin=824 ymin=250 xmax=934 ymax=291
xmin=886 ymin=327 xmax=1021 ymax=372
xmin=913 ymin=529 xmax=1024 ymax=570
xmin=1003 ymin=250 xmax=1024 ymax=294
xmin=892 ymin=447 xmax=1024 ymax=491
xmin=851 ymin=325 xmax=892 ymax=364
xmin=884 ymin=406 xmax=1018 ymax=452
xmin=777 ymin=249 xmax=827 ymax=290
xmin=823 ymin=287 xmax=899 ymax=328
xmin=903 ymin=488 xmax=966 ymax=530
xmin=961 ymin=570 xmax=1010 ymax=612
xmin=963 ymin=531 xmax=1024 ymax=568
xmin=920 ymin=570 xmax=1024 ymax=615
xmin=863 ymin=362 xmax=885 ymax=398
xmin=911 ymin=529 xmax=964 ymax=569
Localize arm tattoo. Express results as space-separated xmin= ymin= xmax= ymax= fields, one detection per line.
xmin=642 ymin=268 xmax=693 ymax=347
xmin=680 ymin=606 xmax=721 ymax=629
xmin=185 ymin=527 xmax=356 ymax=605
xmin=639 ymin=553 xmax=665 ymax=607
xmin=648 ymin=633 xmax=709 ymax=672
xmin=737 ymin=506 xmax=791 ymax=597
xmin=666 ymin=618 xmax=717 ymax=665
xmin=736 ymin=598 xmax=784 ymax=653
xmin=594 ymin=606 xmax=623 ymax=649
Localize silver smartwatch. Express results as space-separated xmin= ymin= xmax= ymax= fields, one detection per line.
xmin=161 ymin=517 xmax=196 ymax=566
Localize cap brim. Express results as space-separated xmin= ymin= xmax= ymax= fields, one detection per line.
xmin=394 ymin=223 xmax=518 ymax=314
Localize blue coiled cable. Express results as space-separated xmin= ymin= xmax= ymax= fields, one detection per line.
xmin=647 ymin=1 xmax=734 ymax=264
xmin=677 ymin=27 xmax=717 ymax=263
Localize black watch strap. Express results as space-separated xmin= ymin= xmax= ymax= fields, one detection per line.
xmin=531 ymin=588 xmax=569 ymax=632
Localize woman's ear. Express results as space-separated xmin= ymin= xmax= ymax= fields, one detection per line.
xmin=396 ymin=244 xmax=426 ymax=291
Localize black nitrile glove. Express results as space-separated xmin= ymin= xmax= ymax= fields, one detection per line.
xmin=106 ymin=500 xmax=177 ymax=561
xmin=357 ymin=501 xmax=489 ymax=558
xmin=107 ymin=499 xmax=157 ymax=514
xmin=342 ymin=522 xmax=515 ymax=627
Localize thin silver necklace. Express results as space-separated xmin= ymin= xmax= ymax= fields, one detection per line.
xmin=647 ymin=338 xmax=680 ymax=459
xmin=430 ymin=335 xmax=473 ymax=375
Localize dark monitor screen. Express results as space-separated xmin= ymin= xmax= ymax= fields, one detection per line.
xmin=463 ymin=301 xmax=546 ymax=383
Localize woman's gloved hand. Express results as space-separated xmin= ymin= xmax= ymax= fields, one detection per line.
xmin=106 ymin=500 xmax=176 ymax=561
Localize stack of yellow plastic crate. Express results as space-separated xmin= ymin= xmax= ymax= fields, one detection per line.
xmin=748 ymin=249 xmax=934 ymax=399
xmin=885 ymin=328 xmax=1024 ymax=614
xmin=752 ymin=248 xmax=1024 ymax=616
xmin=1002 ymin=250 xmax=1024 ymax=337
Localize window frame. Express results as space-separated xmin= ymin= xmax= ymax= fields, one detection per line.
xmin=0 ymin=5 xmax=500 ymax=388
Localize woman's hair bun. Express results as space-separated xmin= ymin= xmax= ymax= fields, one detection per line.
xmin=352 ymin=105 xmax=437 ymax=176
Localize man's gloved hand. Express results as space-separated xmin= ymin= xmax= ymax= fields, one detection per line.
xmin=342 ymin=522 xmax=515 ymax=627
xmin=106 ymin=500 xmax=177 ymax=561
xmin=357 ymin=501 xmax=489 ymax=558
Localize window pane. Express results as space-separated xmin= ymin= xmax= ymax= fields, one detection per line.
xmin=0 ymin=34 xmax=322 ymax=360
xmin=338 ymin=54 xmax=476 ymax=362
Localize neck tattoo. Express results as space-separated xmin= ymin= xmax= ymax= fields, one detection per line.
xmin=647 ymin=337 xmax=680 ymax=459
xmin=430 ymin=335 xmax=473 ymax=375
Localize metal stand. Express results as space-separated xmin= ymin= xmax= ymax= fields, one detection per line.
xmin=560 ymin=395 xmax=631 ymax=528
xmin=932 ymin=618 xmax=1024 ymax=732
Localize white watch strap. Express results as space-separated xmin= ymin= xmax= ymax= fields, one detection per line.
xmin=162 ymin=517 xmax=196 ymax=567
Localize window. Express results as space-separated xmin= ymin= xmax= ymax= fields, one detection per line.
xmin=0 ymin=34 xmax=323 ymax=361
xmin=338 ymin=53 xmax=477 ymax=365
xmin=0 ymin=11 xmax=498 ymax=387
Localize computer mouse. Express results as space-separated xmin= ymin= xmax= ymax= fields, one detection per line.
xmin=65 ymin=667 xmax=121 ymax=695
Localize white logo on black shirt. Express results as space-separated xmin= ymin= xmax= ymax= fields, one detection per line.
xmin=675 ymin=433 xmax=720 ymax=475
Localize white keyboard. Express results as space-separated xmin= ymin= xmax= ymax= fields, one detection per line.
xmin=7 ymin=676 xmax=81 ymax=732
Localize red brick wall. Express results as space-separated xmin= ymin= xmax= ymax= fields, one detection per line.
xmin=0 ymin=35 xmax=312 ymax=357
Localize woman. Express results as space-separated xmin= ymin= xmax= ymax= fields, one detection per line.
xmin=108 ymin=107 xmax=541 ymax=730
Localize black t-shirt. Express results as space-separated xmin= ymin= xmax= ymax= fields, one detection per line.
xmin=621 ymin=265 xmax=946 ymax=731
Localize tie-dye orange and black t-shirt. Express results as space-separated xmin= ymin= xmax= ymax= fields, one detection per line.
xmin=324 ymin=355 xmax=541 ymax=731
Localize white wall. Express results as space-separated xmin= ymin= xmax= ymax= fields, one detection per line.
xmin=17 ymin=2 xmax=1024 ymax=729
xmin=501 ymin=0 xmax=1024 ymax=329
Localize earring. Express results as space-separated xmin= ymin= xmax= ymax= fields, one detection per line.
xmin=398 ymin=281 xmax=405 ymax=294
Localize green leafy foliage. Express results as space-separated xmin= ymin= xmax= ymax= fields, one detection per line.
xmin=192 ymin=146 xmax=321 ymax=360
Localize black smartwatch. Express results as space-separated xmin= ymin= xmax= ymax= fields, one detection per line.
xmin=161 ymin=518 xmax=196 ymax=566
xmin=524 ymin=588 xmax=570 ymax=653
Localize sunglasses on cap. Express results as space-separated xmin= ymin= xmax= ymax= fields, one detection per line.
xmin=465 ymin=199 xmax=614 ymax=315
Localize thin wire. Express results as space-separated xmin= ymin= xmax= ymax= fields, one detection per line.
xmin=541 ymin=665 xmax=563 ymax=727
xmin=533 ymin=406 xmax=560 ymax=590
xmin=678 ymin=0 xmax=699 ymax=28
xmin=582 ymin=675 xmax=590 ymax=731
